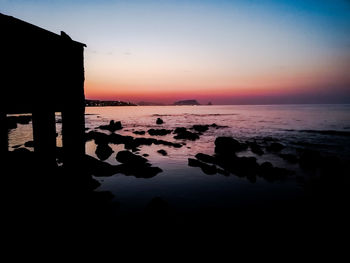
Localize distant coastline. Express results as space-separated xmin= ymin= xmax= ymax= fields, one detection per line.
xmin=85 ymin=100 xmax=136 ymax=107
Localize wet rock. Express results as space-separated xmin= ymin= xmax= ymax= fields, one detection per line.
xmin=217 ymin=168 xmax=230 ymax=176
xmin=99 ymin=120 xmax=123 ymax=132
xmin=148 ymin=129 xmax=173 ymax=136
xmin=192 ymin=125 xmax=209 ymax=133
xmin=215 ymin=137 xmax=247 ymax=155
xmin=86 ymin=130 xmax=182 ymax=149
xmin=188 ymin=158 xmax=202 ymax=167
xmin=279 ymin=153 xmax=298 ymax=164
xmin=156 ymin=118 xmax=164 ymax=125
xmin=249 ymin=142 xmax=264 ymax=155
xmin=95 ymin=144 xmax=114 ymax=161
xmin=195 ymin=153 xmax=216 ymax=164
xmin=24 ymin=141 xmax=34 ymax=148
xmin=173 ymin=127 xmax=187 ymax=134
xmin=188 ymin=158 xmax=217 ymax=175
xmin=133 ymin=130 xmax=146 ymax=135
xmin=12 ymin=144 xmax=22 ymax=149
xmin=117 ymin=164 xmax=162 ymax=178
xmin=83 ymin=155 xmax=121 ymax=177
xmin=174 ymin=130 xmax=200 ymax=141
xmin=157 ymin=149 xmax=167 ymax=156
xmin=86 ymin=131 xmax=110 ymax=145
xmin=266 ymin=142 xmax=285 ymax=152
xmin=258 ymin=161 xmax=292 ymax=182
xmin=116 ymin=150 xmax=148 ymax=165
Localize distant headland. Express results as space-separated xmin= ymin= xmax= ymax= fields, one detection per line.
xmin=173 ymin=100 xmax=200 ymax=105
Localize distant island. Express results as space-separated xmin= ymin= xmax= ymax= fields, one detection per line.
xmin=85 ymin=100 xmax=136 ymax=107
xmin=174 ymin=99 xmax=200 ymax=105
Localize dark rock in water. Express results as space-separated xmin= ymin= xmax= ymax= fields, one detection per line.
xmin=95 ymin=144 xmax=114 ymax=161
xmin=215 ymin=137 xmax=247 ymax=155
xmin=83 ymin=155 xmax=121 ymax=177
xmin=99 ymin=120 xmax=123 ymax=132
xmin=173 ymin=127 xmax=187 ymax=134
xmin=195 ymin=153 xmax=216 ymax=164
xmin=86 ymin=130 xmax=182 ymax=149
xmin=188 ymin=158 xmax=217 ymax=175
xmin=192 ymin=125 xmax=209 ymax=133
xmin=249 ymin=142 xmax=264 ymax=155
xmin=86 ymin=131 xmax=110 ymax=145
xmin=24 ymin=141 xmax=34 ymax=148
xmin=266 ymin=142 xmax=285 ymax=152
xmin=143 ymin=154 xmax=149 ymax=157
xmin=133 ymin=130 xmax=146 ymax=135
xmin=148 ymin=128 xmax=172 ymax=136
xmin=117 ymin=163 xmax=162 ymax=178
xmin=157 ymin=149 xmax=167 ymax=156
xmin=116 ymin=150 xmax=148 ymax=165
xmin=258 ymin=161 xmax=293 ymax=182
xmin=279 ymin=153 xmax=298 ymax=164
xmin=156 ymin=118 xmax=164 ymax=125
xmin=188 ymin=158 xmax=202 ymax=167
xmin=174 ymin=130 xmax=200 ymax=141
xmin=217 ymin=168 xmax=230 ymax=176
xmin=154 ymin=139 xmax=183 ymax=148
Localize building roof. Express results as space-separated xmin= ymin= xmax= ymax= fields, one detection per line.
xmin=0 ymin=13 xmax=86 ymax=47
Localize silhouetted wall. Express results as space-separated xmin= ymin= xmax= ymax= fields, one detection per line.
xmin=0 ymin=13 xmax=86 ymax=168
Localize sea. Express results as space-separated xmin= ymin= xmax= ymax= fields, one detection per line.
xmin=8 ymin=104 xmax=350 ymax=214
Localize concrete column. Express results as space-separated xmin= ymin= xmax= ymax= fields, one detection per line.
xmin=61 ymin=105 xmax=85 ymax=168
xmin=0 ymin=112 xmax=8 ymax=154
xmin=32 ymin=110 xmax=57 ymax=168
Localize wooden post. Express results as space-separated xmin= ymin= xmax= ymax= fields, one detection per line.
xmin=0 ymin=112 xmax=8 ymax=154
xmin=32 ymin=110 xmax=57 ymax=168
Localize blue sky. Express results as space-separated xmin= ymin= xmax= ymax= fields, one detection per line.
xmin=1 ymin=0 xmax=350 ymax=103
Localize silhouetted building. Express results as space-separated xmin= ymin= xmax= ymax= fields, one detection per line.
xmin=0 ymin=13 xmax=86 ymax=169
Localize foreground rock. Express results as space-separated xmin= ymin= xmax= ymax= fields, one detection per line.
xmin=249 ymin=142 xmax=264 ymax=155
xmin=148 ymin=129 xmax=172 ymax=136
xmin=133 ymin=130 xmax=146 ymax=135
xmin=99 ymin=120 xmax=123 ymax=132
xmin=116 ymin=150 xmax=162 ymax=178
xmin=188 ymin=158 xmax=217 ymax=175
xmin=95 ymin=144 xmax=114 ymax=161
xmin=173 ymin=128 xmax=200 ymax=141
xmin=266 ymin=142 xmax=285 ymax=152
xmin=86 ymin=130 xmax=182 ymax=150
xmin=157 ymin=149 xmax=167 ymax=156
xmin=215 ymin=137 xmax=247 ymax=155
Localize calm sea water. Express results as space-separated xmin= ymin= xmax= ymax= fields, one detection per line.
xmin=8 ymin=104 xmax=350 ymax=213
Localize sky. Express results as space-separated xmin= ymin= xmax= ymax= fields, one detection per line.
xmin=1 ymin=0 xmax=350 ymax=104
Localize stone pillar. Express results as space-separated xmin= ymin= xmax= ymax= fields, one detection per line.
xmin=32 ymin=110 xmax=57 ymax=168
xmin=0 ymin=112 xmax=8 ymax=154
